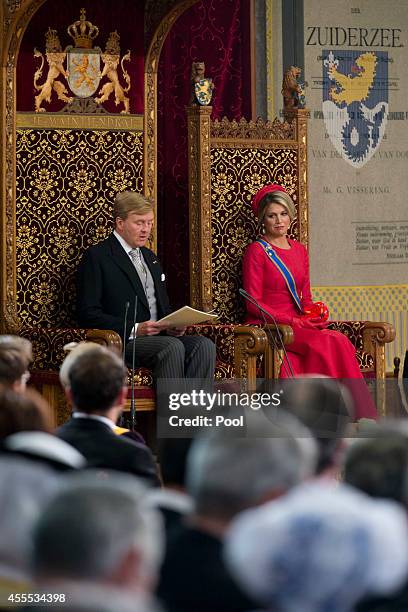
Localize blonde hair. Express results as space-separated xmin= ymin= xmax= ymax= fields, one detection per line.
xmin=113 ymin=191 xmax=153 ymax=221
xmin=257 ymin=191 xmax=296 ymax=233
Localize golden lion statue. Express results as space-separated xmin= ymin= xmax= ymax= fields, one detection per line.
xmin=328 ymin=52 xmax=377 ymax=106
xmin=33 ymin=30 xmax=73 ymax=112
xmin=94 ymin=31 xmax=131 ymax=114
xmin=94 ymin=51 xmax=131 ymax=114
xmin=282 ymin=66 xmax=302 ymax=109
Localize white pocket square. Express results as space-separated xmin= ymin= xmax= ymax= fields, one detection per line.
xmin=161 ymin=273 xmax=166 ymax=281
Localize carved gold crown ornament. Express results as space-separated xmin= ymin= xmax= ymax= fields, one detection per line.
xmin=105 ymin=30 xmax=120 ymax=56
xmin=67 ymin=8 xmax=99 ymax=49
xmin=32 ymin=9 xmax=132 ymax=114
xmin=45 ymin=28 xmax=63 ymax=53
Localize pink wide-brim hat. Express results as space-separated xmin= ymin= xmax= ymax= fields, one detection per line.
xmin=251 ymin=184 xmax=288 ymax=217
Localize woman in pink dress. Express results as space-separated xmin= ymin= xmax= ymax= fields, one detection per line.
xmin=242 ymin=184 xmax=377 ymax=420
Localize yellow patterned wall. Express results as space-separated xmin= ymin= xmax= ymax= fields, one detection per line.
xmin=312 ymin=284 xmax=408 ymax=372
xmin=16 ymin=128 xmax=143 ymax=328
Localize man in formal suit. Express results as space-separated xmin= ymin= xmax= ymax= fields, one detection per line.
xmin=57 ymin=348 xmax=159 ymax=485
xmin=76 ymin=191 xmax=216 ymax=382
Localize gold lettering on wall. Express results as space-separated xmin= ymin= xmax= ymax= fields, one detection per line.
xmin=16 ymin=112 xmax=143 ymax=131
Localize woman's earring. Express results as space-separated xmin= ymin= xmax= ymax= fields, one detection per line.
xmin=261 ymin=224 xmax=266 ymax=235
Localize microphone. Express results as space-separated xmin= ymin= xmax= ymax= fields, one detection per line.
xmin=130 ymin=296 xmax=138 ymax=431
xmin=122 ymin=301 xmax=130 ymax=364
xmin=239 ymin=288 xmax=294 ymax=378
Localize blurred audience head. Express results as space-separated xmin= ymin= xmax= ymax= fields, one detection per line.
xmin=0 ymin=335 xmax=33 ymax=366
xmin=282 ymin=377 xmax=353 ymax=474
xmin=0 ymin=457 xmax=59 ymax=583
xmin=31 ymin=472 xmax=163 ymax=593
xmin=34 ymin=584 xmax=161 ymax=612
xmin=344 ymin=427 xmax=408 ymax=505
xmin=0 ymin=387 xmax=52 ymax=439
xmin=0 ymin=345 xmax=30 ymax=391
xmin=158 ymin=438 xmax=193 ymax=489
xmin=0 ymin=387 xmax=85 ymax=471
xmin=186 ymin=412 xmax=316 ymax=524
xmin=67 ymin=348 xmax=127 ymax=415
xmin=226 ymin=481 xmax=408 ymax=612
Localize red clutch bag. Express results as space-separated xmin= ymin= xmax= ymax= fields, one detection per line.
xmin=303 ymin=301 xmax=329 ymax=321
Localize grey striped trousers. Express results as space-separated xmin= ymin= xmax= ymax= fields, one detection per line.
xmin=125 ymin=334 xmax=216 ymax=380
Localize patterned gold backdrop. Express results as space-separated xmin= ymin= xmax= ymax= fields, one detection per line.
xmin=16 ymin=128 xmax=143 ymax=327
xmin=210 ymin=146 xmax=299 ymax=323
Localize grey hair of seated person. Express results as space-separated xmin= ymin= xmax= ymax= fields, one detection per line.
xmin=344 ymin=427 xmax=408 ymax=505
xmin=31 ymin=472 xmax=164 ymax=590
xmin=186 ymin=413 xmax=317 ymax=521
xmin=0 ymin=457 xmax=59 ymax=581
xmin=281 ymin=377 xmax=353 ymax=474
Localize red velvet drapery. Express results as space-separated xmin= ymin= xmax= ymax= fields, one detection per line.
xmin=157 ymin=0 xmax=252 ymax=308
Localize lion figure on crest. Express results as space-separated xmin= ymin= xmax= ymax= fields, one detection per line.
xmin=33 ymin=28 xmax=73 ymax=113
xmin=281 ymin=66 xmax=302 ymax=109
xmin=94 ymin=31 xmax=131 ymax=114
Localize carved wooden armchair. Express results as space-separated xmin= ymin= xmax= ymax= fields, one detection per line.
xmin=186 ymin=105 xmax=395 ymax=406
xmin=4 ymin=122 xmax=165 ymax=425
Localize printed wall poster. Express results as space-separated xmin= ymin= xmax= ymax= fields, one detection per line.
xmin=304 ymin=0 xmax=408 ymax=285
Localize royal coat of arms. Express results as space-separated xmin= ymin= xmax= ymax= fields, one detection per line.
xmin=194 ymin=79 xmax=214 ymax=106
xmin=33 ymin=8 xmax=131 ymax=114
xmin=322 ymin=50 xmax=388 ymax=168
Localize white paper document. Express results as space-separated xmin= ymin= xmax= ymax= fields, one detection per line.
xmin=156 ymin=306 xmax=217 ymax=326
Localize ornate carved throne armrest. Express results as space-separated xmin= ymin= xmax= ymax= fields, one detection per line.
xmin=234 ymin=324 xmax=294 ymax=387
xmin=20 ymin=327 xmax=122 ymax=371
xmin=327 ymin=321 xmax=395 ymax=379
xmin=263 ymin=324 xmax=294 ymax=379
xmin=186 ymin=323 xmax=269 ymax=384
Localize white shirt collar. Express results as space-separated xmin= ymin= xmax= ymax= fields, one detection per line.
xmin=72 ymin=412 xmax=116 ymax=430
xmin=113 ymin=230 xmax=137 ymax=257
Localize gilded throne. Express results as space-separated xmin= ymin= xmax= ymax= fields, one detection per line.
xmin=186 ymin=104 xmax=395 ymax=411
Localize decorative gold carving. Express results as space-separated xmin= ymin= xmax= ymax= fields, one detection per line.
xmin=281 ymin=65 xmax=303 ymax=109
xmin=211 ymin=116 xmax=295 ymax=140
xmin=31 ymin=9 xmax=131 ymax=113
xmin=6 ymin=0 xmax=22 ymax=13
xmin=291 ymin=108 xmax=310 ymax=247
xmin=3 ymin=0 xmax=198 ymax=335
xmin=95 ymin=32 xmax=131 ymax=115
xmin=234 ymin=326 xmax=267 ymax=389
xmin=362 ymin=322 xmax=396 ymax=380
xmin=86 ymin=328 xmax=122 ymax=352
xmin=16 ymin=112 xmax=143 ymax=130
xmin=33 ymin=30 xmax=72 ymax=112
xmin=67 ymin=8 xmax=99 ymax=50
xmin=187 ymin=105 xmax=213 ymax=311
